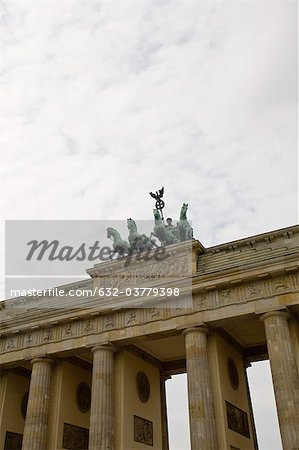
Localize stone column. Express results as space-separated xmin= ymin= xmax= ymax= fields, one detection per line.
xmin=160 ymin=372 xmax=171 ymax=450
xmin=0 ymin=370 xmax=7 ymax=423
xmin=89 ymin=345 xmax=116 ymax=450
xmin=261 ymin=311 xmax=299 ymax=449
xmin=22 ymin=357 xmax=53 ymax=450
xmin=183 ymin=327 xmax=218 ymax=450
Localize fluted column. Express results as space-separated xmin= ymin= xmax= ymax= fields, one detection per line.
xmin=261 ymin=311 xmax=299 ymax=449
xmin=183 ymin=326 xmax=218 ymax=450
xmin=0 ymin=369 xmax=7 ymax=423
xmin=160 ymin=372 xmax=171 ymax=450
xmin=89 ymin=344 xmax=116 ymax=450
xmin=22 ymin=357 xmax=53 ymax=450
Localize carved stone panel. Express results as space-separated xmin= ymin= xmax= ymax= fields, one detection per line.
xmin=62 ymin=423 xmax=89 ymax=450
xmin=134 ymin=415 xmax=153 ymax=446
xmin=4 ymin=431 xmax=23 ymax=450
xmin=136 ymin=371 xmax=150 ymax=403
xmin=226 ymin=401 xmax=250 ymax=438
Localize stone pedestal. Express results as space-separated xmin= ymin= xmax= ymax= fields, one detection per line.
xmin=22 ymin=357 xmax=53 ymax=450
xmin=183 ymin=327 xmax=218 ymax=450
xmin=89 ymin=345 xmax=115 ymax=450
xmin=261 ymin=311 xmax=299 ymax=449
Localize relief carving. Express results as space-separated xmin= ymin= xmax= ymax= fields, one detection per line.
xmin=24 ymin=333 xmax=33 ymax=346
xmin=226 ymin=401 xmax=250 ymax=438
xmin=274 ymin=278 xmax=289 ymax=290
xmin=43 ymin=329 xmax=52 ymax=341
xmin=134 ymin=415 xmax=153 ymax=446
xmin=104 ymin=316 xmax=114 ymax=328
xmin=136 ymin=371 xmax=150 ymax=403
xmin=5 ymin=337 xmax=16 ymax=351
xmin=64 ymin=324 xmax=72 ymax=336
xmin=221 ymin=289 xmax=231 ymax=301
xmin=248 ymin=283 xmax=261 ymax=296
xmin=127 ymin=312 xmax=137 ymax=325
xmin=194 ymin=293 xmax=207 ymax=309
xmin=83 ymin=320 xmax=94 ymax=333
xmin=62 ymin=423 xmax=89 ymax=450
xmin=102 ymin=255 xmax=190 ymax=290
xmin=147 ymin=308 xmax=160 ymax=319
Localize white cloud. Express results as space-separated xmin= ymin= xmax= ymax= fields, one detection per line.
xmin=0 ymin=1 xmax=297 ymax=447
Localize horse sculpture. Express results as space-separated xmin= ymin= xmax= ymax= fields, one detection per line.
xmin=107 ymin=227 xmax=130 ymax=257
xmin=152 ymin=209 xmax=179 ymax=245
xmin=127 ymin=218 xmax=154 ymax=252
xmin=178 ymin=203 xmax=193 ymax=241
xmin=106 ymin=201 xmax=193 ymax=256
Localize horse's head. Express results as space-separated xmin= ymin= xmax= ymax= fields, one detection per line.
xmin=107 ymin=227 xmax=113 ymax=239
xmin=127 ymin=218 xmax=137 ymax=232
xmin=180 ymin=203 xmax=189 ymax=220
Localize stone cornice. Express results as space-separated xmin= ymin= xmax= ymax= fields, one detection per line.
xmin=203 ymin=224 xmax=299 ymax=254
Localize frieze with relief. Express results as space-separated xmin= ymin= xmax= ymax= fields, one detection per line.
xmin=101 ymin=256 xmax=190 ymax=291
xmin=1 ymin=271 xmax=298 ymax=354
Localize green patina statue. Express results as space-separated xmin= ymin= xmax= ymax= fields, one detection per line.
xmin=178 ymin=203 xmax=193 ymax=241
xmin=152 ymin=209 xmax=179 ymax=245
xmin=127 ymin=218 xmax=155 ymax=252
xmin=106 ymin=189 xmax=193 ymax=257
xmin=107 ymin=227 xmax=130 ymax=257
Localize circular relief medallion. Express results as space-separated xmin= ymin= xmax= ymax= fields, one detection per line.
xmin=136 ymin=371 xmax=150 ymax=403
xmin=21 ymin=391 xmax=29 ymax=420
xmin=76 ymin=382 xmax=91 ymax=412
xmin=227 ymin=357 xmax=239 ymax=390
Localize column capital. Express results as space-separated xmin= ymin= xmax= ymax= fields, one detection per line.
xmin=31 ymin=357 xmax=53 ymax=366
xmin=182 ymin=325 xmax=209 ymax=337
xmin=260 ymin=310 xmax=289 ymax=323
xmin=91 ymin=343 xmax=117 ymax=354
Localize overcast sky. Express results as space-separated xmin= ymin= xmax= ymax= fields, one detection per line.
xmin=0 ymin=1 xmax=297 ymax=449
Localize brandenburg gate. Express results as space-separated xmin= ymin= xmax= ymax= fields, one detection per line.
xmin=0 ymin=219 xmax=299 ymax=449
